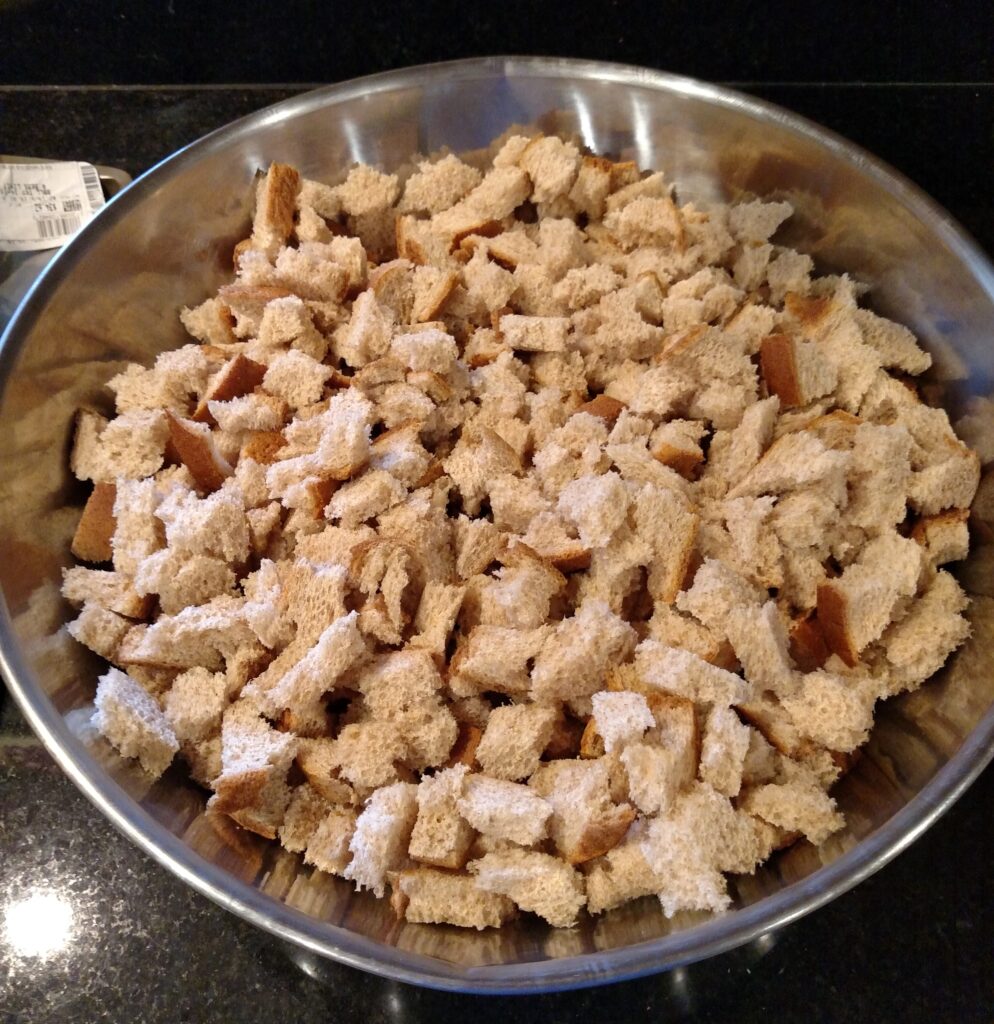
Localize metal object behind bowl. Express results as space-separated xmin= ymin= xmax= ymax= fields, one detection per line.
xmin=1 ymin=57 xmax=993 ymax=993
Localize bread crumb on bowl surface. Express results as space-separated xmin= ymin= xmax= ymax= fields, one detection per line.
xmin=64 ymin=133 xmax=980 ymax=931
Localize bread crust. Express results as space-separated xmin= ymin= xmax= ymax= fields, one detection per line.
xmin=575 ymin=394 xmax=626 ymax=424
xmin=788 ymin=613 xmax=831 ymax=673
xmin=165 ymin=411 xmax=232 ymax=492
xmin=816 ymin=582 xmax=859 ymax=668
xmin=193 ymin=354 xmax=268 ymax=423
xmin=71 ymin=482 xmax=117 ymax=562
xmin=259 ymin=163 xmax=300 ymax=246
xmin=759 ymin=332 xmax=804 ymax=407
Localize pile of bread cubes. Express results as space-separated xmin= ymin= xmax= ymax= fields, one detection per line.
xmin=62 ymin=130 xmax=980 ymax=930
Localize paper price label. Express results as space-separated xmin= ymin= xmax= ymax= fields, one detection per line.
xmin=0 ymin=161 xmax=105 ymax=252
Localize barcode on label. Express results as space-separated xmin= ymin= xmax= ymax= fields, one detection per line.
xmin=80 ymin=163 xmax=104 ymax=211
xmin=36 ymin=214 xmax=82 ymax=239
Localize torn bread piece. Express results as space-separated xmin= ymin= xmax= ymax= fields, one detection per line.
xmin=162 ymin=666 xmax=229 ymax=747
xmin=740 ymin=772 xmax=844 ymax=845
xmin=590 ymin=691 xmax=655 ymax=754
xmin=207 ymin=701 xmax=297 ymax=838
xmin=634 ymin=640 xmax=752 ymax=707
xmin=584 ymin=835 xmax=663 ymax=915
xmin=530 ymin=599 xmax=637 ymax=703
xmin=529 ymin=757 xmax=636 ymax=865
xmin=816 ymin=531 xmax=924 ymax=666
xmin=391 ymin=867 xmax=515 ymax=929
xmin=304 ymin=807 xmax=359 ymax=876
xmin=498 ymin=313 xmax=570 ymax=353
xmin=62 ymin=567 xmax=153 ymax=620
xmin=877 ymin=568 xmax=970 ymax=696
xmin=278 ymin=785 xmax=333 ymax=854
xmin=911 ymin=508 xmax=969 ymax=567
xmin=698 ymin=704 xmax=751 ymax=797
xmin=408 ymin=764 xmax=476 ymax=869
xmin=399 ymin=154 xmax=482 ymax=215
xmin=475 ymin=702 xmax=558 ymax=781
xmin=456 ymin=775 xmax=552 ymax=846
xmin=449 ymin=624 xmax=551 ymax=698
xmin=344 ymin=781 xmax=418 ymax=897
xmin=193 ymin=353 xmax=268 ymax=422
xmin=92 ymin=667 xmax=179 ymax=778
xmin=67 ymin=603 xmax=133 ymax=662
xmin=650 ymin=419 xmax=707 ymax=479
xmin=676 ymin=559 xmax=796 ymax=697
xmin=443 ymin=425 xmax=521 ymax=515
xmin=640 ymin=782 xmax=774 ymax=918
xmin=71 ymin=408 xmax=169 ymax=484
xmin=469 ymin=848 xmax=585 ymax=928
xmin=780 ymin=669 xmax=877 ymax=752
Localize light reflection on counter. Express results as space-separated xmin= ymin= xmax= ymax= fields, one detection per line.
xmin=3 ymin=889 xmax=75 ymax=959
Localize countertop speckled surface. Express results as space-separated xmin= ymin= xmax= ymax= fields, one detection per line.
xmin=2 ymin=78 xmax=994 ymax=1022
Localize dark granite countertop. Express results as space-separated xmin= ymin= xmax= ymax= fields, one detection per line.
xmin=2 ymin=78 xmax=993 ymax=1023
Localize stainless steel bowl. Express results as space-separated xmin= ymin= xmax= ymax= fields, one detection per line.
xmin=2 ymin=56 xmax=993 ymax=993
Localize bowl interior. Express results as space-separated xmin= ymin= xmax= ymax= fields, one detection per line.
xmin=1 ymin=58 xmax=993 ymax=991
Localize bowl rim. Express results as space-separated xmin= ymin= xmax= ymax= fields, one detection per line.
xmin=3 ymin=54 xmax=994 ymax=994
